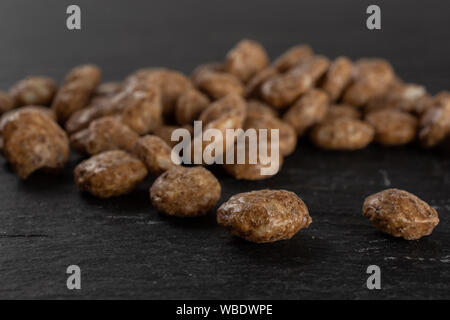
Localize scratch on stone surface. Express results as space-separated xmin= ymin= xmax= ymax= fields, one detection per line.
xmin=0 ymin=233 xmax=48 ymax=238
xmin=137 ymin=220 xmax=164 ymax=225
xmin=379 ymin=169 xmax=391 ymax=187
xmin=106 ymin=215 xmax=164 ymax=225
xmin=403 ymin=256 xmax=449 ymax=264
xmin=369 ymin=239 xmax=388 ymax=243
xmin=107 ymin=215 xmax=146 ymax=220
xmin=356 ymin=246 xmax=380 ymax=253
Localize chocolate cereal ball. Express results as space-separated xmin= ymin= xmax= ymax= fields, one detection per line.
xmin=363 ymin=189 xmax=439 ymax=240
xmin=150 ymin=166 xmax=221 ymax=217
xmin=74 ymin=150 xmax=148 ymax=198
xmin=217 ymin=189 xmax=312 ymax=243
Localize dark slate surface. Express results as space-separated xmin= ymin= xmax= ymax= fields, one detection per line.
xmin=0 ymin=0 xmax=449 ymax=299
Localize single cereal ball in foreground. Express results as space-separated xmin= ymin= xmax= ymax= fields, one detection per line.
xmin=362 ymin=188 xmax=439 ymax=240
xmin=217 ymin=189 xmax=312 ymax=243
xmin=74 ymin=150 xmax=148 ymax=198
xmin=150 ymin=166 xmax=221 ymax=217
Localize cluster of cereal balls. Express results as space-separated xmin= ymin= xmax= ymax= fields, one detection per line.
xmin=0 ymin=39 xmax=445 ymax=242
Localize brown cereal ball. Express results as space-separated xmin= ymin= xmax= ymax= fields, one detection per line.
xmin=365 ymin=83 xmax=426 ymax=114
xmin=224 ymin=39 xmax=270 ymax=83
xmin=94 ymin=82 xmax=123 ymax=97
xmin=363 ymin=188 xmax=439 ymax=240
xmin=260 ymin=71 xmax=311 ymax=108
xmin=244 ymin=67 xmax=278 ymax=98
xmin=283 ymin=89 xmax=329 ymax=136
xmin=74 ymin=150 xmax=148 ymax=198
xmin=193 ymin=94 xmax=247 ymax=161
xmin=10 ymin=76 xmax=57 ymax=107
xmin=199 ymin=93 xmax=247 ymax=125
xmin=66 ymin=80 xmax=149 ymax=134
xmin=52 ymin=81 xmax=96 ymax=123
xmin=145 ymin=69 xmax=192 ymax=118
xmin=64 ymin=64 xmax=102 ymax=87
xmin=273 ymin=45 xmax=314 ymax=72
xmin=246 ymin=100 xmax=278 ymax=119
xmin=52 ymin=64 xmax=101 ymax=123
xmin=217 ymin=189 xmax=312 ymax=243
xmin=65 ymin=95 xmax=121 ymax=134
xmin=324 ymin=104 xmax=361 ymax=122
xmin=222 ymin=140 xmax=283 ymax=180
xmin=299 ymin=55 xmax=331 ymax=81
xmin=430 ymin=91 xmax=450 ymax=108
xmin=343 ymin=59 xmax=395 ymax=107
xmin=175 ymin=89 xmax=210 ymax=125
xmin=419 ymin=101 xmax=450 ymax=148
xmin=194 ymin=71 xmax=244 ymax=100
xmin=0 ymin=91 xmax=15 ymax=114
xmin=222 ymin=157 xmax=283 ymax=180
xmin=261 ymin=56 xmax=329 ymax=108
xmin=121 ymin=85 xmax=163 ymax=135
xmin=245 ymin=113 xmax=297 ymax=156
xmin=0 ymin=106 xmax=57 ymax=152
xmin=310 ymin=118 xmax=374 ymax=150
xmin=0 ymin=106 xmax=56 ymax=130
xmin=150 ymin=166 xmax=221 ymax=217
xmin=70 ymin=116 xmax=139 ymax=155
xmin=134 ymin=135 xmax=179 ymax=176
xmin=356 ymin=58 xmax=395 ymax=80
xmin=2 ymin=109 xmax=69 ymax=179
xmin=413 ymin=91 xmax=450 ymax=117
xmin=191 ymin=62 xmax=225 ymax=84
xmin=321 ymin=56 xmax=353 ymax=101
xmin=0 ymin=106 xmax=55 ymax=153
xmin=365 ymin=109 xmax=418 ymax=146
xmin=413 ymin=94 xmax=433 ymax=116
xmin=153 ymin=124 xmax=194 ymax=148
xmin=125 ymin=68 xmax=164 ymax=85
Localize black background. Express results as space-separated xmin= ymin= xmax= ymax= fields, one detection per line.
xmin=0 ymin=0 xmax=449 ymax=299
